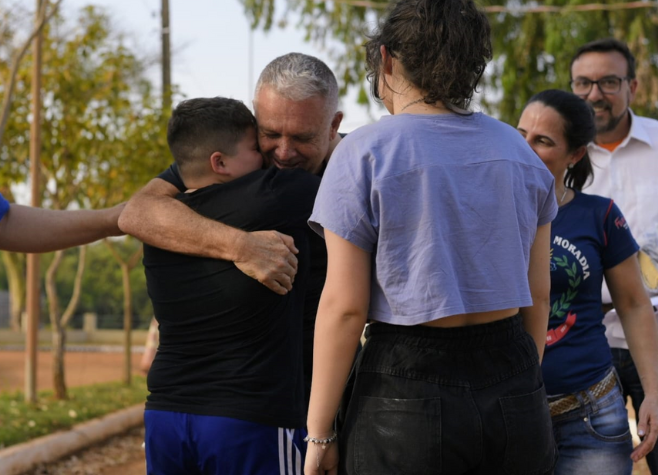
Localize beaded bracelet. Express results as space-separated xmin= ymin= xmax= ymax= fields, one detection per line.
xmin=304 ymin=432 xmax=338 ymax=450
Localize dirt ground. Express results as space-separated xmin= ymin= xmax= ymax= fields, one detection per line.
xmin=1 ymin=349 xmax=148 ymax=474
xmin=0 ymin=350 xmax=652 ymax=474
xmin=0 ymin=350 xmax=143 ymax=392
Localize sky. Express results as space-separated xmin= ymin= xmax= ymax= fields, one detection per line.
xmin=62 ymin=0 xmax=381 ymax=132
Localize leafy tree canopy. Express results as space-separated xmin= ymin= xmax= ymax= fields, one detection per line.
xmin=242 ymin=0 xmax=658 ymax=123
xmin=51 ymin=239 xmax=152 ymax=326
xmin=0 ymin=3 xmax=170 ymax=204
xmin=0 ymin=2 xmax=166 ymax=327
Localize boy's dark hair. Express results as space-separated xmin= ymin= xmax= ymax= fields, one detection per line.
xmin=167 ymin=97 xmax=257 ymax=172
xmin=365 ymin=0 xmax=492 ymax=113
xmin=570 ymin=38 xmax=636 ymax=79
xmin=526 ymin=89 xmax=596 ymax=191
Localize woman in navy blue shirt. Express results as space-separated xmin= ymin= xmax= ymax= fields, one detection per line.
xmin=517 ymin=89 xmax=658 ymax=474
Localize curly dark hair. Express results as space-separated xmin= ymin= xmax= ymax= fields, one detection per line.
xmin=365 ymin=0 xmax=492 ymax=112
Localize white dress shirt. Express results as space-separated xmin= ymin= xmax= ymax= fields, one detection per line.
xmin=586 ymin=111 xmax=658 ymax=349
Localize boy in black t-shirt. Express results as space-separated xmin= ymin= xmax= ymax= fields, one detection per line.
xmin=143 ymin=97 xmax=319 ymax=475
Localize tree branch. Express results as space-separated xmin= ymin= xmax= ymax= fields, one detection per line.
xmin=104 ymin=238 xmax=126 ymax=265
xmin=0 ymin=0 xmax=64 ymax=147
xmin=61 ymin=245 xmax=87 ymax=328
xmin=326 ymin=0 xmax=658 ymax=13
xmin=127 ymin=246 xmax=143 ymax=269
xmin=45 ymin=248 xmax=65 ymax=327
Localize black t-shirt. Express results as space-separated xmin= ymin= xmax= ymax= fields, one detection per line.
xmin=144 ymin=168 xmax=320 ymax=428
xmin=158 ymin=163 xmax=327 ymax=410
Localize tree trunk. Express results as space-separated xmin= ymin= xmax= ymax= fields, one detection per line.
xmin=51 ymin=323 xmax=67 ymax=400
xmin=1 ymin=252 xmax=25 ymax=331
xmin=105 ymin=239 xmax=142 ymax=386
xmin=61 ymin=246 xmax=87 ymax=328
xmin=44 ymin=246 xmax=86 ymax=400
xmin=45 ymin=249 xmax=65 ymax=398
xmin=122 ymin=263 xmax=132 ymax=385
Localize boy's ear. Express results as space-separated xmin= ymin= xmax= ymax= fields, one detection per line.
xmin=210 ymin=151 xmax=230 ymax=176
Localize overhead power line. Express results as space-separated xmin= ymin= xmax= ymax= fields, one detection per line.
xmin=486 ymin=1 xmax=658 ymax=13
xmin=328 ymin=0 xmax=658 ymax=13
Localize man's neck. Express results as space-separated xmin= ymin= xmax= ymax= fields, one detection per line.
xmin=325 ymin=133 xmax=343 ymax=164
xmin=181 ymin=175 xmax=225 ymax=191
xmin=595 ymin=109 xmax=632 ymax=145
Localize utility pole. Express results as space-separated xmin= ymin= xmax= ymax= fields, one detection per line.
xmin=248 ymin=28 xmax=254 ymax=105
xmin=25 ymin=0 xmax=44 ymax=404
xmin=162 ymin=0 xmax=171 ymax=112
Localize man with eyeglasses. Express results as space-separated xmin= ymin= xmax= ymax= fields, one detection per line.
xmin=571 ymin=37 xmax=658 ymax=474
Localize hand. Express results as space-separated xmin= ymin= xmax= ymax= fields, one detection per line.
xmin=107 ymin=203 xmax=127 ymax=237
xmin=632 ymin=394 xmax=658 ymax=462
xmin=234 ymin=230 xmax=299 ymax=295
xmin=304 ymin=442 xmax=338 ymax=475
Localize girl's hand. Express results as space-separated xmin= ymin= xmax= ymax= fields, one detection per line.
xmin=304 ymin=442 xmax=339 ymax=475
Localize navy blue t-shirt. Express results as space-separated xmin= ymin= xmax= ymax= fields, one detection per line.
xmin=0 ymin=193 xmax=9 ymax=221
xmin=542 ymin=191 xmax=638 ymax=395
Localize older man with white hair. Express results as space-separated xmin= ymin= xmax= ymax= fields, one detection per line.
xmin=120 ymin=53 xmax=343 ymax=292
xmin=119 ymin=53 xmax=344 ymax=415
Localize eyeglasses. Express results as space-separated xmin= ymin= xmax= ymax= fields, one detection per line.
xmin=570 ymin=76 xmax=630 ymax=96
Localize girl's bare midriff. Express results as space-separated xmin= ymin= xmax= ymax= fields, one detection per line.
xmin=420 ymin=308 xmax=520 ymax=328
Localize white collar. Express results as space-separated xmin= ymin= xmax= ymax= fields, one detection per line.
xmin=625 ymin=109 xmax=654 ymax=147
xmin=592 ymin=109 xmax=653 ymax=150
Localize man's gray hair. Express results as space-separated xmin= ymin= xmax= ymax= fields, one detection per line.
xmin=255 ymin=53 xmax=339 ymax=113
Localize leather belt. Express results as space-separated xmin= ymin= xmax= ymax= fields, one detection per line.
xmin=548 ymin=370 xmax=617 ymax=418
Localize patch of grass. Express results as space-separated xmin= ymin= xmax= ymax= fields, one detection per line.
xmin=0 ymin=377 xmax=147 ymax=449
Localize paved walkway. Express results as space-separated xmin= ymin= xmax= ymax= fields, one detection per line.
xmin=23 ymin=427 xmax=146 ymax=475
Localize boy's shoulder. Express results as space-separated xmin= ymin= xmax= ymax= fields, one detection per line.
xmin=177 ymin=167 xmax=319 ymax=220
xmin=266 ymin=167 xmax=321 ymax=190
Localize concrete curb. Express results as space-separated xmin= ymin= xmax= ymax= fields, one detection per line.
xmin=0 ymin=404 xmax=144 ymax=475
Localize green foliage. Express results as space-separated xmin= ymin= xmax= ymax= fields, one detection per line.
xmin=481 ymin=0 xmax=658 ymax=124
xmin=0 ymin=239 xmax=152 ymax=327
xmin=242 ymin=0 xmax=381 ymax=100
xmin=0 ymin=255 xmax=7 ymax=288
xmin=0 ymin=2 xmax=166 ymax=328
xmin=0 ymin=3 xmax=170 ymax=204
xmin=241 ymin=0 xmax=658 ymax=124
xmin=44 ymin=239 xmax=152 ymax=326
xmin=0 ymin=376 xmax=147 ymax=449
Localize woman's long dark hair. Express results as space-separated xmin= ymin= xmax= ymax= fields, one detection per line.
xmin=525 ymin=89 xmax=596 ymax=191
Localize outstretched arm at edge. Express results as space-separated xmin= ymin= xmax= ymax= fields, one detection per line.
xmin=118 ymin=177 xmax=298 ymax=295
xmin=0 ymin=203 xmax=124 ymax=253
xmin=520 ymin=222 xmax=552 ymax=363
xmin=607 ymin=254 xmax=658 ymax=462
